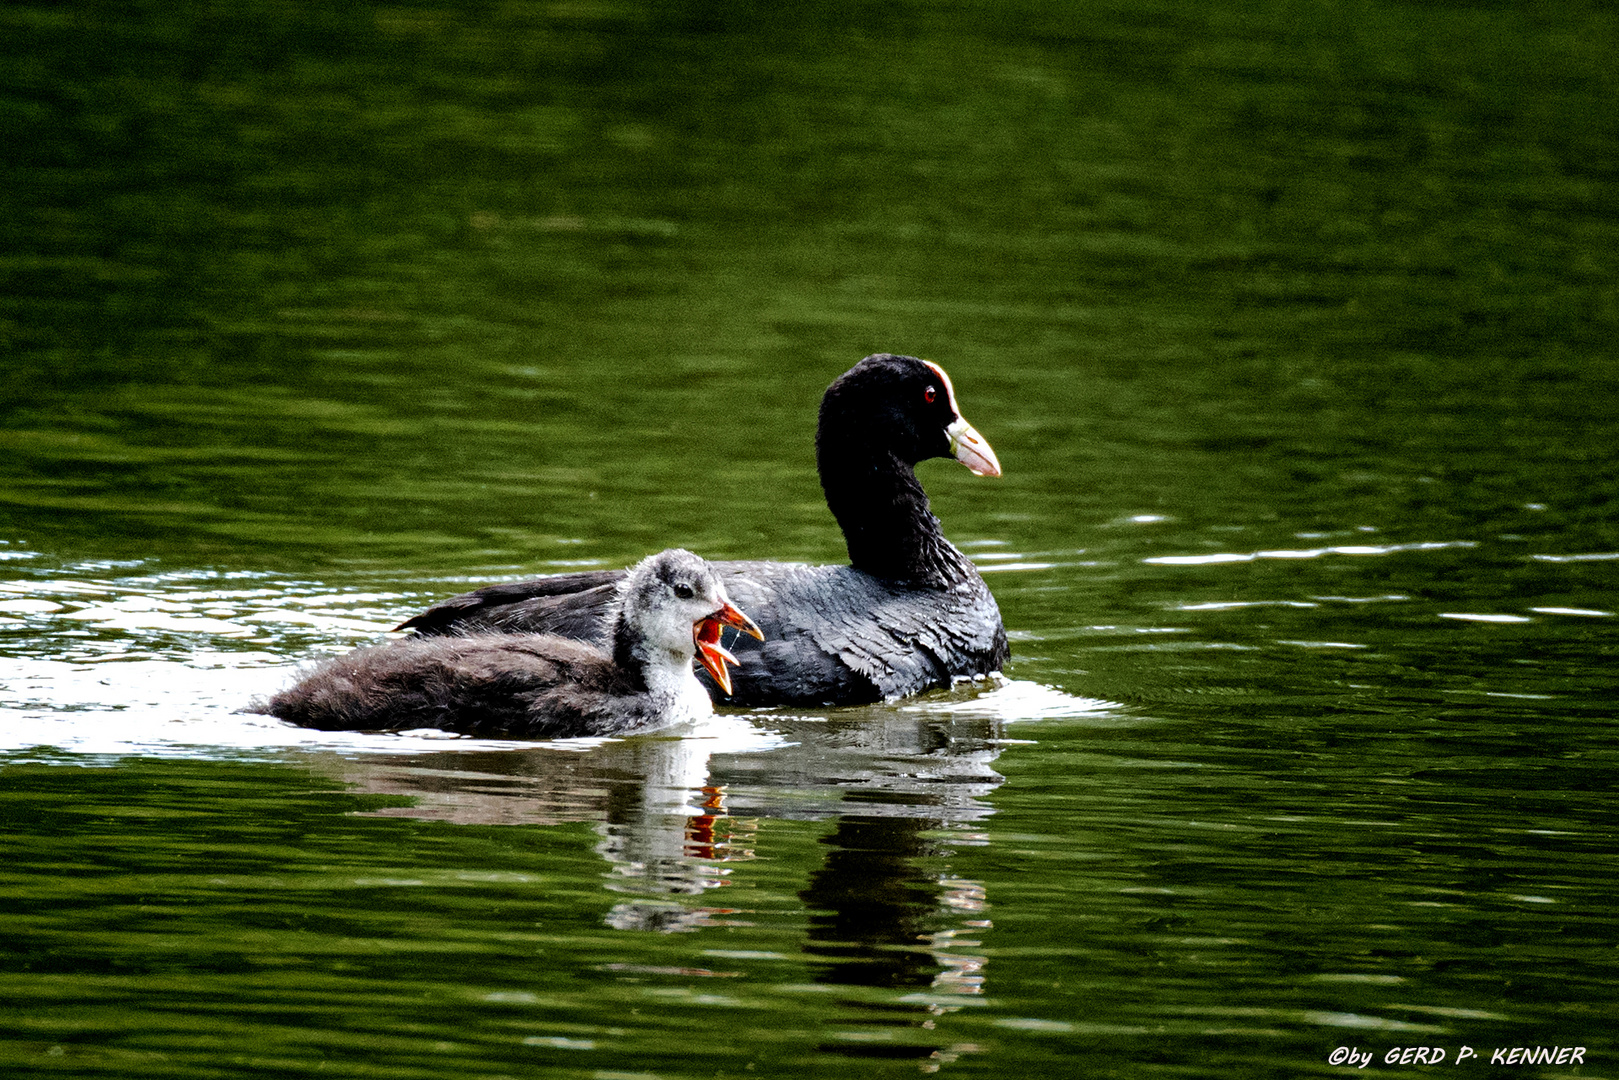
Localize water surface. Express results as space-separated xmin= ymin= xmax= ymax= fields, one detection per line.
xmin=3 ymin=1 xmax=1617 ymax=1077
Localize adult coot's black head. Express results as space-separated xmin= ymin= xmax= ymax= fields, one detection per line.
xmin=815 ymin=354 xmax=1000 ymax=582
xmin=817 ymin=354 xmax=1000 ymax=478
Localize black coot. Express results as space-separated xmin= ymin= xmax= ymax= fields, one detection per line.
xmin=398 ymin=354 xmax=1009 ymax=705
xmin=256 ymin=549 xmax=763 ymax=738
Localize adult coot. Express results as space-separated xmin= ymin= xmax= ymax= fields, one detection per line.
xmin=256 ymin=549 xmax=763 ymax=738
xmin=397 ymin=354 xmax=1009 ymax=705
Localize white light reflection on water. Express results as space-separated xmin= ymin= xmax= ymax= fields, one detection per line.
xmin=1144 ymin=540 xmax=1479 ymax=565
xmin=900 ymin=676 xmax=1118 ymax=724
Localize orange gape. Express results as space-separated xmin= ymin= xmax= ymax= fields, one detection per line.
xmin=694 ymin=601 xmax=763 ymax=695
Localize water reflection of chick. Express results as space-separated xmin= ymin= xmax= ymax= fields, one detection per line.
xmin=304 ymin=718 xmax=773 ymax=931
xmin=592 ymin=738 xmax=757 ymax=932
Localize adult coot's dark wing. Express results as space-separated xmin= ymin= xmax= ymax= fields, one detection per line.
xmin=396 ymin=570 xmax=622 ymax=640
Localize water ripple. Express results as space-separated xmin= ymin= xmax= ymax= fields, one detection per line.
xmin=1145 ymin=540 xmax=1478 ymax=566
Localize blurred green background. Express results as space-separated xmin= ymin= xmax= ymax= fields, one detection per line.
xmin=5 ymin=0 xmax=1614 ymax=577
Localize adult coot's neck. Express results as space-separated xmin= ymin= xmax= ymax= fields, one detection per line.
xmin=816 ymin=396 xmax=978 ymax=588
xmin=821 ymin=448 xmax=975 ymax=586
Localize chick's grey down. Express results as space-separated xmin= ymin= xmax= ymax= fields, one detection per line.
xmin=396 ymin=354 xmax=1011 ymax=706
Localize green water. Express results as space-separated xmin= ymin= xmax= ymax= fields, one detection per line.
xmin=3 ymin=1 xmax=1617 ymax=1077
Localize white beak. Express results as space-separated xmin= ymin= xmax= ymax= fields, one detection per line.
xmin=946 ymin=415 xmax=1001 ymax=478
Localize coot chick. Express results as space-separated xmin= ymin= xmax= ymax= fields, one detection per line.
xmin=396 ymin=354 xmax=1009 ymax=706
xmin=256 ymin=549 xmax=763 ymax=739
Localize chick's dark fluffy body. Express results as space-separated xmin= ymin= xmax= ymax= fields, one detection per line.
xmin=263 ymin=633 xmax=677 ymax=738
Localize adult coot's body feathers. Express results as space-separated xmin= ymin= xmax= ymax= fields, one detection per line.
xmin=256 ymin=549 xmax=762 ymax=739
xmin=397 ymin=354 xmax=1009 ymax=706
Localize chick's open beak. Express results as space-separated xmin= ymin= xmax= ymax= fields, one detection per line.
xmin=694 ymin=600 xmax=764 ymax=696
